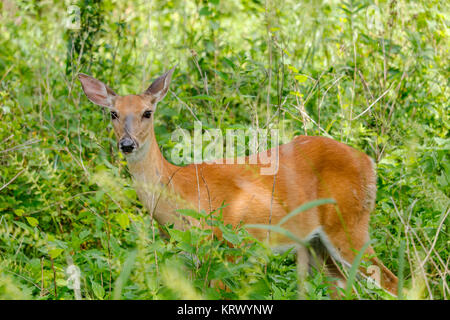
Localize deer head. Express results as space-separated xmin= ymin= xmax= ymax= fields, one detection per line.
xmin=78 ymin=67 xmax=176 ymax=160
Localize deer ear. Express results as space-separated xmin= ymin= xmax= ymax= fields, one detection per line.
xmin=144 ymin=66 xmax=176 ymax=103
xmin=78 ymin=73 xmax=117 ymax=108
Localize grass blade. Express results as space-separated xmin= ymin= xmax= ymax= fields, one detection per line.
xmin=278 ymin=198 xmax=336 ymax=226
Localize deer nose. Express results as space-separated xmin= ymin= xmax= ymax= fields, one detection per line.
xmin=119 ymin=137 xmax=136 ymax=153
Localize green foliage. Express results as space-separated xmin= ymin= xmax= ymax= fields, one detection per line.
xmin=0 ymin=0 xmax=448 ymax=300
xmin=65 ymin=0 xmax=106 ymax=76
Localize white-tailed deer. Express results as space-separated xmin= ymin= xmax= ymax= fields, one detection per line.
xmin=78 ymin=67 xmax=398 ymax=297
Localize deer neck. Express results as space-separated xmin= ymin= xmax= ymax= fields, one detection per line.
xmin=124 ymin=128 xmax=186 ymax=226
xmin=126 ymin=131 xmax=173 ymax=184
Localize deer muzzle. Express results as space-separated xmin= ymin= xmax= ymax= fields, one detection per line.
xmin=119 ymin=137 xmax=137 ymax=154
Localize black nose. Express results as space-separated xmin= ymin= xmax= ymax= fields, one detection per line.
xmin=119 ymin=138 xmax=136 ymax=153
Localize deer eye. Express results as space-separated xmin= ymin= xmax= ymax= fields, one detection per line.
xmin=142 ymin=110 xmax=152 ymax=119
xmin=110 ymin=111 xmax=119 ymax=120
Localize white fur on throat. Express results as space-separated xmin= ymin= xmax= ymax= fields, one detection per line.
xmin=125 ymin=138 xmax=151 ymax=163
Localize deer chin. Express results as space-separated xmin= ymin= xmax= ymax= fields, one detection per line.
xmin=124 ymin=138 xmax=150 ymax=163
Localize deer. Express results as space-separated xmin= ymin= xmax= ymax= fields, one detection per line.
xmin=78 ymin=66 xmax=399 ymax=298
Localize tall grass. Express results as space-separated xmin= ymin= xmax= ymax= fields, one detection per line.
xmin=0 ymin=0 xmax=448 ymax=299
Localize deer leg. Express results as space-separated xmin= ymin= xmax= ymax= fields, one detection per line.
xmin=321 ymin=226 xmax=398 ymax=297
xmin=308 ymin=237 xmax=346 ymax=299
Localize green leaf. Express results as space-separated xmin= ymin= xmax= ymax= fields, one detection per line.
xmin=169 ymin=228 xmax=191 ymax=244
xmin=14 ymin=209 xmax=24 ymax=216
xmin=49 ymin=248 xmax=64 ymax=259
xmin=79 ymin=229 xmax=91 ymax=240
xmin=289 ymin=91 xmax=303 ymax=98
xmin=295 ymin=74 xmax=308 ymax=83
xmin=287 ymin=65 xmax=299 ymax=73
xmin=92 ymin=281 xmax=105 ymax=300
xmin=26 ymin=216 xmax=39 ymax=227
xmin=115 ymin=213 xmax=130 ymax=229
xmin=176 ymin=209 xmax=205 ymax=220
xmin=219 ymin=225 xmax=240 ymax=245
xmin=199 ymin=7 xmax=211 ymax=16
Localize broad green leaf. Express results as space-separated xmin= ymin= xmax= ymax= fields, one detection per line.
xmin=49 ymin=248 xmax=64 ymax=259
xmin=219 ymin=225 xmax=240 ymax=245
xmin=295 ymin=74 xmax=308 ymax=83
xmin=199 ymin=7 xmax=211 ymax=16
xmin=115 ymin=213 xmax=130 ymax=229
xmin=92 ymin=281 xmax=105 ymax=300
xmin=26 ymin=216 xmax=39 ymax=227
